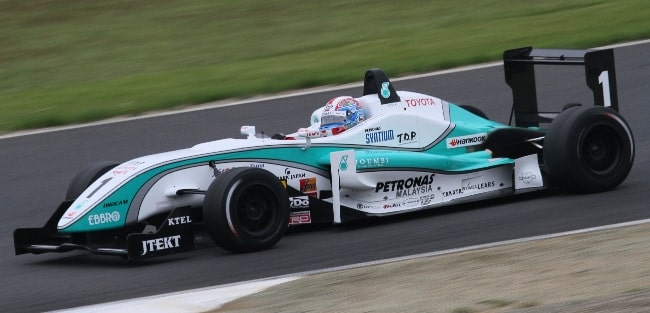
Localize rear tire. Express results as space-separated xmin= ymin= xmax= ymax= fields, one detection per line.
xmin=543 ymin=106 xmax=634 ymax=193
xmin=66 ymin=161 xmax=119 ymax=200
xmin=203 ymin=167 xmax=289 ymax=252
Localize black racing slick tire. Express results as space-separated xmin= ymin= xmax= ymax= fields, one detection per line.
xmin=543 ymin=106 xmax=634 ymax=193
xmin=65 ymin=161 xmax=119 ymax=200
xmin=203 ymin=167 xmax=289 ymax=252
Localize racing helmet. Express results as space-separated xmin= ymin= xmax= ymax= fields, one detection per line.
xmin=319 ymin=96 xmax=365 ymax=136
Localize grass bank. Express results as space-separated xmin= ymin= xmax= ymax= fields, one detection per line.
xmin=1 ymin=0 xmax=649 ymax=132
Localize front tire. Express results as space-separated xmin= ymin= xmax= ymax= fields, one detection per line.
xmin=543 ymin=106 xmax=634 ymax=193
xmin=66 ymin=161 xmax=119 ymax=200
xmin=203 ymin=167 xmax=289 ymax=252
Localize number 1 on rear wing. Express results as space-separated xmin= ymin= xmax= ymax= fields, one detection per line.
xmin=503 ymin=46 xmax=618 ymax=127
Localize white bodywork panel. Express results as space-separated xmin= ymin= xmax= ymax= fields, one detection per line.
xmin=514 ymin=154 xmax=544 ymax=189
xmin=57 ymin=90 xmax=523 ymax=230
xmin=330 ymin=150 xmax=513 ymax=218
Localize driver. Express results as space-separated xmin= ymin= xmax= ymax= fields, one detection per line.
xmin=319 ymin=96 xmax=365 ymax=136
xmin=281 ymin=96 xmax=364 ymax=140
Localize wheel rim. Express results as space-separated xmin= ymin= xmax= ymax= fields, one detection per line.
xmin=581 ymin=124 xmax=622 ymax=175
xmin=233 ymin=184 xmax=279 ymax=237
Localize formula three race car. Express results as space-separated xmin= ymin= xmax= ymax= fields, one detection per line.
xmin=14 ymin=47 xmax=635 ymax=260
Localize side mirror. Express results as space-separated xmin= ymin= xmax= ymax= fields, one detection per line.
xmin=240 ymin=125 xmax=256 ymax=139
xmin=297 ymin=127 xmax=321 ymax=138
xmin=296 ymin=127 xmax=321 ymax=151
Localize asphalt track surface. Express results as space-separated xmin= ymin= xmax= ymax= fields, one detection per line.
xmin=2 ymin=42 xmax=648 ymax=313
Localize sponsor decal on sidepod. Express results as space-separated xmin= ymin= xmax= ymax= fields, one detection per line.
xmin=300 ymin=178 xmax=317 ymax=197
xmin=289 ymin=196 xmax=310 ymax=209
xmin=375 ymin=174 xmax=436 ymax=193
xmin=289 ymin=211 xmax=311 ymax=225
xmin=446 ymin=133 xmax=487 ymax=148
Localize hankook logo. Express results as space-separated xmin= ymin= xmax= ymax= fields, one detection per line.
xmin=446 ymin=133 xmax=487 ymax=148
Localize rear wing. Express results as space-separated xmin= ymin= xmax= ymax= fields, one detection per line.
xmin=503 ymin=47 xmax=618 ymax=127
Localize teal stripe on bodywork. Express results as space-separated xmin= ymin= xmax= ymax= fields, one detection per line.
xmin=448 ymin=104 xmax=505 ymax=128
xmin=60 ymin=146 xmax=340 ymax=232
xmin=320 ymin=149 xmax=513 ymax=172
xmin=61 ymin=108 xmax=512 ymax=233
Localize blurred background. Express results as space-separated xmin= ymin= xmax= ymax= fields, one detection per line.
xmin=1 ymin=0 xmax=648 ymax=132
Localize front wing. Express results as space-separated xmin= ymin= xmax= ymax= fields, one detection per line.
xmin=14 ymin=204 xmax=196 ymax=260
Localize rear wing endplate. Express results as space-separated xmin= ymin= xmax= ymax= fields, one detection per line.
xmin=503 ymin=47 xmax=618 ymax=127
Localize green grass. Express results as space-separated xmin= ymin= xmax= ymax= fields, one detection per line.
xmin=1 ymin=0 xmax=649 ymax=132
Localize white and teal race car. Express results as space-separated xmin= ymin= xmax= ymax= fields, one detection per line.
xmin=14 ymin=47 xmax=635 ymax=260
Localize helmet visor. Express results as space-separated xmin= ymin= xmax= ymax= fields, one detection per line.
xmin=320 ymin=111 xmax=348 ymax=126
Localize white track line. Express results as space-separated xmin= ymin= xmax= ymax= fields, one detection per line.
xmin=49 ymin=276 xmax=301 ymax=313
xmin=305 ymin=218 xmax=650 ymax=274
xmin=50 ymin=218 xmax=650 ymax=313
